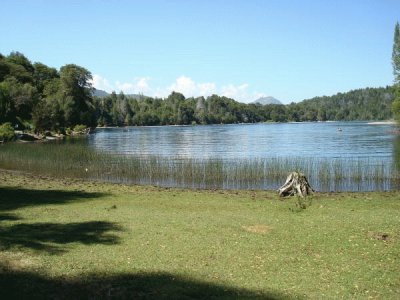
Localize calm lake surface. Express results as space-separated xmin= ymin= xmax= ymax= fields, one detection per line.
xmin=87 ymin=121 xmax=400 ymax=191
xmin=89 ymin=122 xmax=395 ymax=160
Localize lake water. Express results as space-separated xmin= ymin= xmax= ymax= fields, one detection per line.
xmin=89 ymin=122 xmax=396 ymax=160
xmin=87 ymin=122 xmax=400 ymax=191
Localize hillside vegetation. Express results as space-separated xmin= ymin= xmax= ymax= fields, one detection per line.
xmin=93 ymin=86 xmax=395 ymax=126
xmin=0 ymin=51 xmax=395 ymax=131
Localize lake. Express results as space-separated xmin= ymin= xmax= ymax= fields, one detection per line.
xmin=86 ymin=121 xmax=400 ymax=191
xmin=89 ymin=122 xmax=396 ymax=160
xmin=1 ymin=121 xmax=398 ymax=192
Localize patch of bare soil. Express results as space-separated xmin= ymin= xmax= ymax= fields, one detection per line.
xmin=0 ymin=251 xmax=41 ymax=271
xmin=242 ymin=225 xmax=272 ymax=234
xmin=367 ymin=231 xmax=391 ymax=242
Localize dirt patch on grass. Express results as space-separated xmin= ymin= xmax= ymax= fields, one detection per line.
xmin=367 ymin=231 xmax=391 ymax=242
xmin=242 ymin=225 xmax=272 ymax=234
xmin=0 ymin=251 xmax=41 ymax=271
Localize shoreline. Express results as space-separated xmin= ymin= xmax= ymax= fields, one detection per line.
xmin=95 ymin=120 xmax=398 ymax=129
xmin=367 ymin=120 xmax=397 ymax=125
xmin=0 ymin=167 xmax=396 ymax=194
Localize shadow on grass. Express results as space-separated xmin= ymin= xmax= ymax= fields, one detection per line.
xmin=0 ymin=186 xmax=123 ymax=254
xmin=0 ymin=213 xmax=20 ymax=221
xmin=0 ymin=269 xmax=299 ymax=300
xmin=0 ymin=221 xmax=122 ymax=254
xmin=0 ymin=186 xmax=108 ymax=211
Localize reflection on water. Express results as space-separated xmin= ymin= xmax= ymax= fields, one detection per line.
xmin=90 ymin=122 xmax=395 ymax=160
xmin=86 ymin=122 xmax=399 ymax=191
xmin=394 ymin=135 xmax=400 ymax=172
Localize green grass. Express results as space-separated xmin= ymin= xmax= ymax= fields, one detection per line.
xmin=0 ymin=170 xmax=399 ymax=299
xmin=0 ymin=141 xmax=398 ymax=191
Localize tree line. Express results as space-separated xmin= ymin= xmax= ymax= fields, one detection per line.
xmin=95 ymin=86 xmax=395 ymax=127
xmin=0 ymin=51 xmax=396 ymax=133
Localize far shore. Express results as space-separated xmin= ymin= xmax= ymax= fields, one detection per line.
xmin=96 ymin=120 xmax=399 ymax=129
xmin=367 ymin=120 xmax=397 ymax=125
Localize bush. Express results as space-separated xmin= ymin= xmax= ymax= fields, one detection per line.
xmin=73 ymin=124 xmax=87 ymax=134
xmin=0 ymin=123 xmax=16 ymax=142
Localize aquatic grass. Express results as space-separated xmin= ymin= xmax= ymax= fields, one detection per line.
xmin=0 ymin=141 xmax=398 ymax=191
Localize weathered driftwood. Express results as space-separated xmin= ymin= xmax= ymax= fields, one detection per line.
xmin=278 ymin=172 xmax=314 ymax=197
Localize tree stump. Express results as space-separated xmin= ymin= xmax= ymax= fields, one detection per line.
xmin=278 ymin=172 xmax=314 ymax=197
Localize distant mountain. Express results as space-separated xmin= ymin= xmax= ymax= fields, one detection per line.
xmin=92 ymin=88 xmax=146 ymax=100
xmin=253 ymin=96 xmax=283 ymax=105
xmin=92 ymin=89 xmax=109 ymax=97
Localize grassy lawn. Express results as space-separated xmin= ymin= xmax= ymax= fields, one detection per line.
xmin=0 ymin=170 xmax=399 ymax=299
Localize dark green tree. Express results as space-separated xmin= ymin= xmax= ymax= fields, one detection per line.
xmin=0 ymin=80 xmax=14 ymax=123
xmin=33 ymin=62 xmax=59 ymax=94
xmin=392 ymin=22 xmax=400 ymax=121
xmin=59 ymin=64 xmax=96 ymax=127
xmin=7 ymin=78 xmax=38 ymax=121
xmin=32 ymin=96 xmax=63 ymax=131
xmin=7 ymin=51 xmax=34 ymax=74
xmin=0 ymin=53 xmax=34 ymax=83
xmin=32 ymin=78 xmax=64 ymax=131
xmin=32 ymin=64 xmax=95 ymax=131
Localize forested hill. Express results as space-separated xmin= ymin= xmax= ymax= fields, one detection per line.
xmin=292 ymin=86 xmax=395 ymax=121
xmin=95 ymin=86 xmax=395 ymax=126
xmin=0 ymin=51 xmax=396 ymax=132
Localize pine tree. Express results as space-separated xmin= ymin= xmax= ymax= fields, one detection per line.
xmin=393 ymin=22 xmax=400 ymax=83
xmin=392 ymin=22 xmax=400 ymax=121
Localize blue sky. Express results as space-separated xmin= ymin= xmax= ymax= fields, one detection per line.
xmin=1 ymin=0 xmax=399 ymax=103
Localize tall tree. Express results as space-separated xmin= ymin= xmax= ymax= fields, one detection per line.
xmin=32 ymin=64 xmax=95 ymax=130
xmin=393 ymin=22 xmax=400 ymax=83
xmin=59 ymin=64 xmax=95 ymax=127
xmin=392 ymin=22 xmax=400 ymax=121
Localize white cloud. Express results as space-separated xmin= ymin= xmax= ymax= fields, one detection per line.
xmin=115 ymin=77 xmax=151 ymax=94
xmin=167 ymin=76 xmax=216 ymax=98
xmin=115 ymin=81 xmax=135 ymax=94
xmin=221 ymin=83 xmax=249 ymax=100
xmin=91 ymin=74 xmax=265 ymax=102
xmin=91 ymin=75 xmax=152 ymax=95
xmin=136 ymin=77 xmax=150 ymax=92
xmin=169 ymin=76 xmax=197 ymax=96
xmin=198 ymin=82 xmax=217 ymax=96
xmin=90 ymin=74 xmax=113 ymax=92
xmin=253 ymin=92 xmax=267 ymax=100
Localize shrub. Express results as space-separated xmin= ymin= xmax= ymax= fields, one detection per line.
xmin=0 ymin=123 xmax=16 ymax=142
xmin=73 ymin=124 xmax=87 ymax=134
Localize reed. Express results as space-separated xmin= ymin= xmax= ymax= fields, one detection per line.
xmin=0 ymin=141 xmax=398 ymax=191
